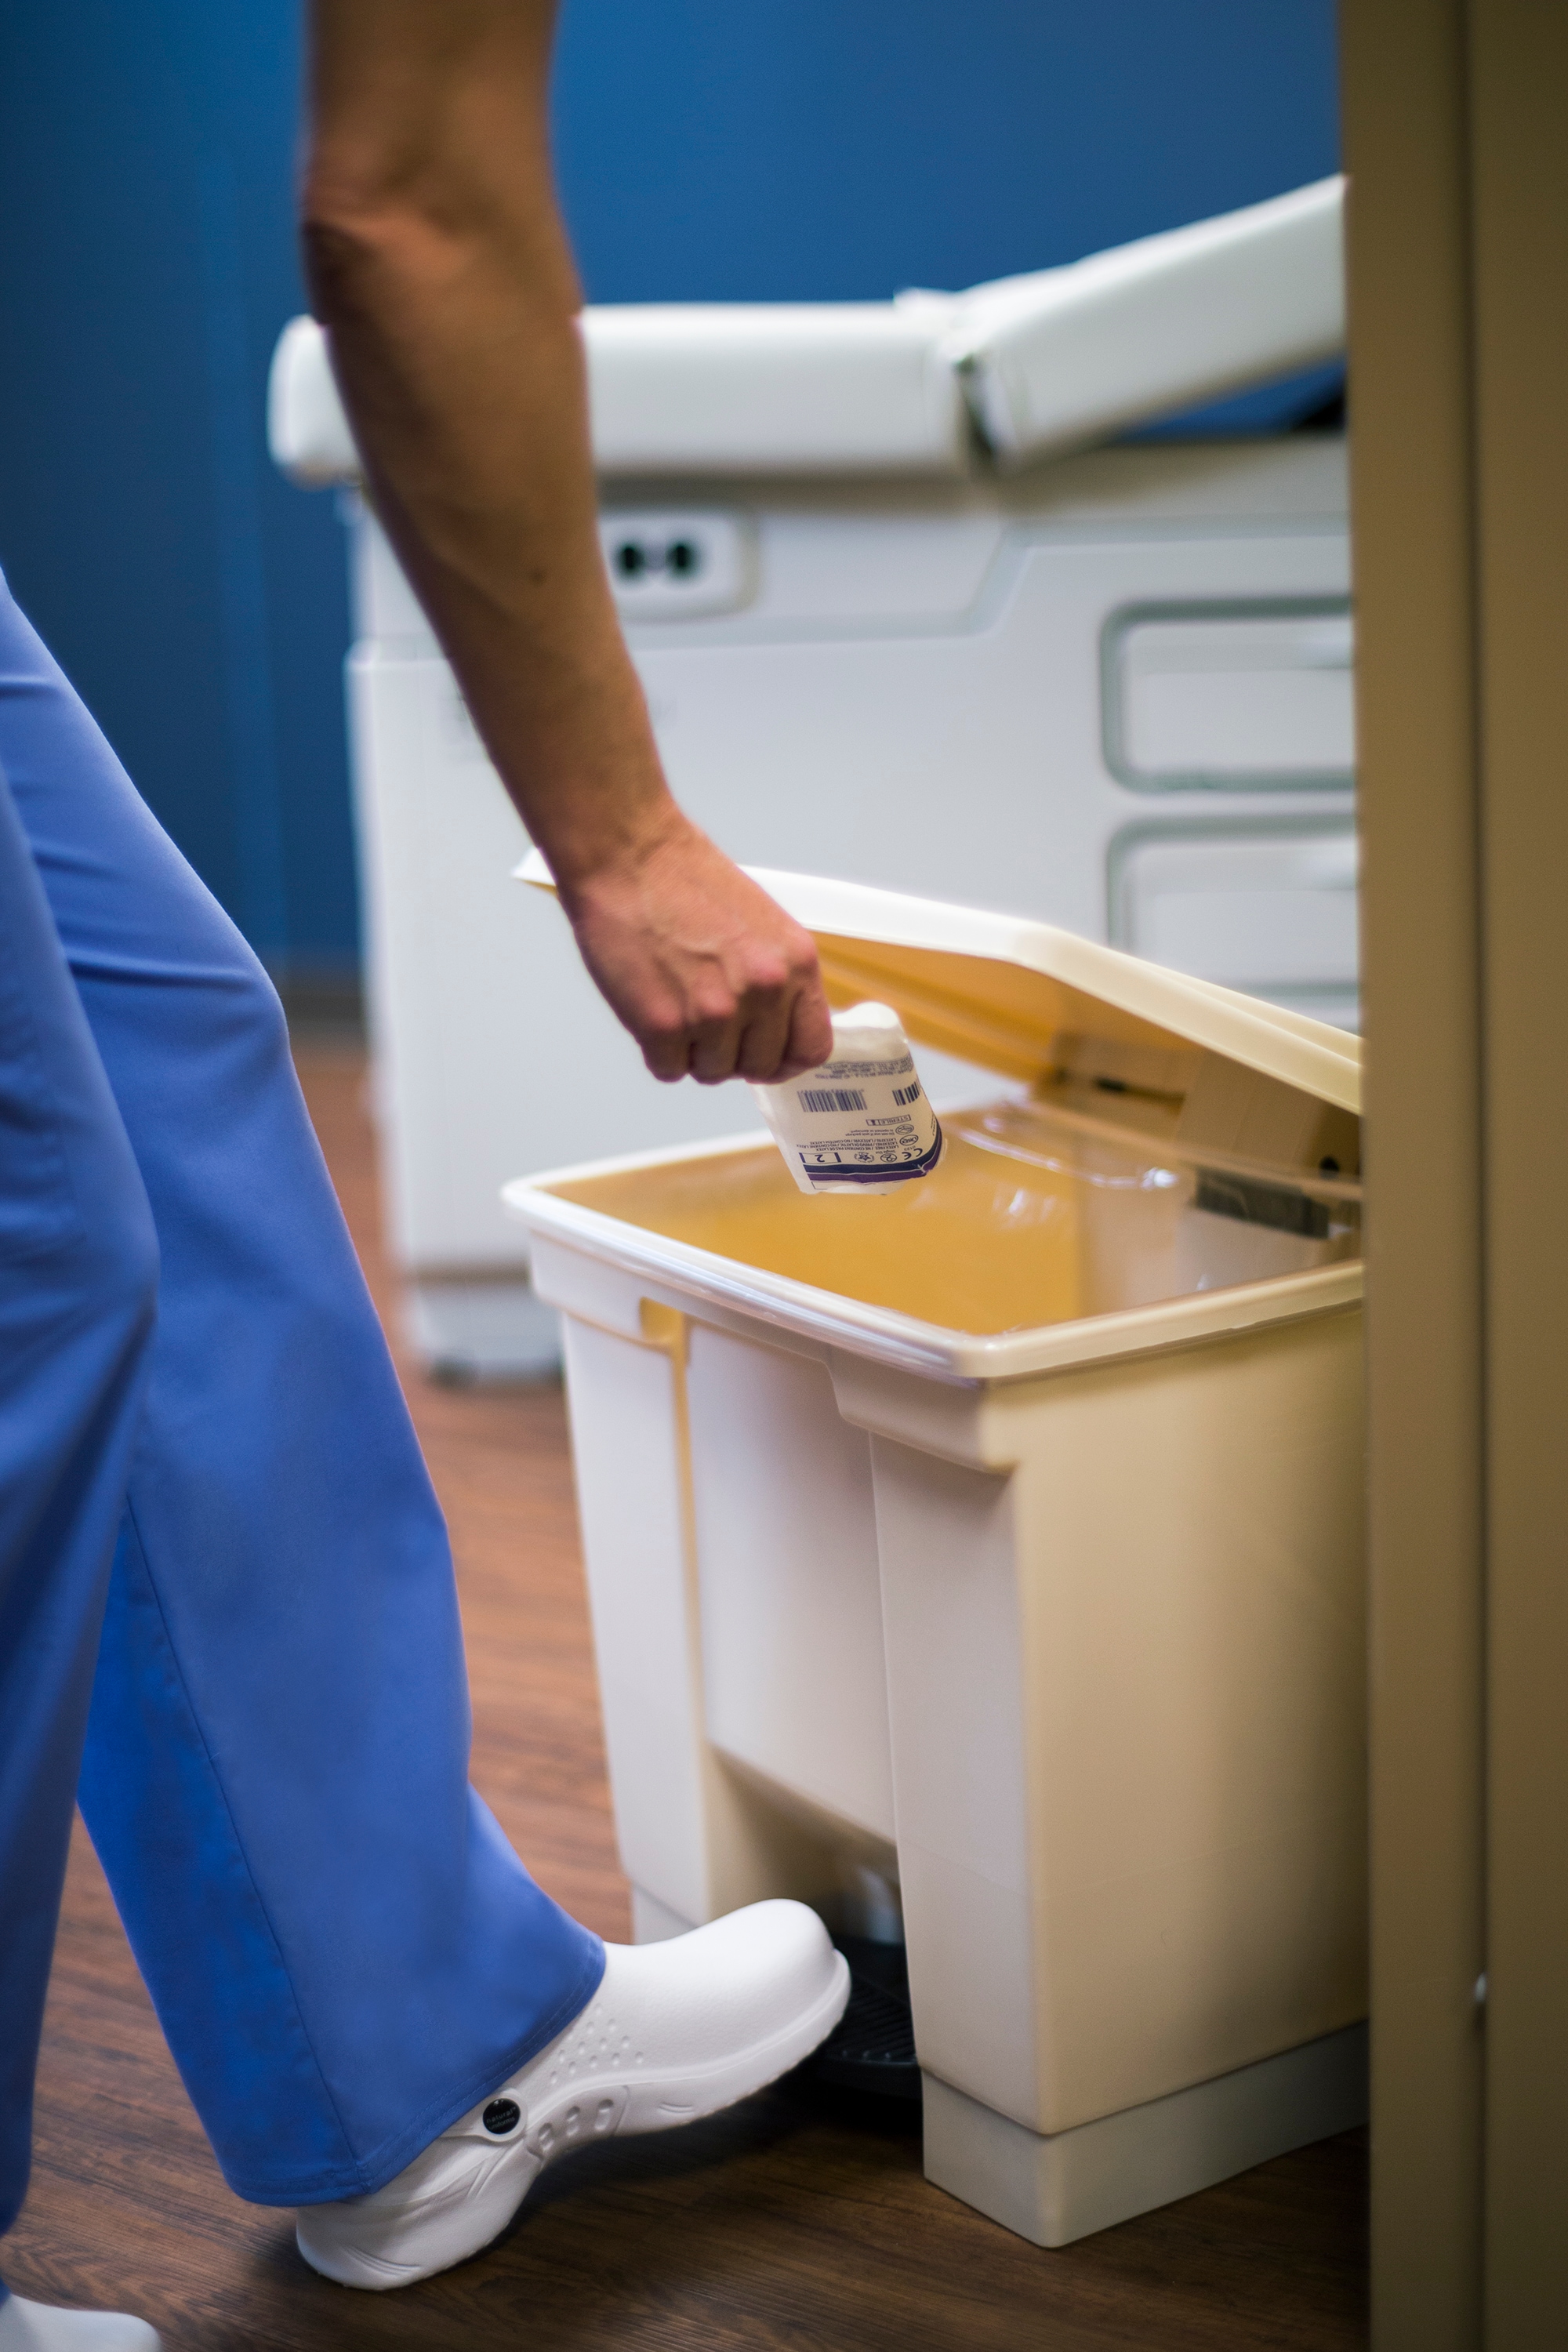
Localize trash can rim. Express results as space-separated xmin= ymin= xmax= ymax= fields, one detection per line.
xmin=506 ymin=1165 xmax=1363 ymax=1387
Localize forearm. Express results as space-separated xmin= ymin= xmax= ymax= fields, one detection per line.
xmin=300 ymin=0 xmax=831 ymax=1085
xmin=302 ymin=0 xmax=670 ymax=896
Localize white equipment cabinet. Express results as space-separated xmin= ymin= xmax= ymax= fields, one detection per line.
xmin=272 ymin=179 xmax=1356 ymax=1374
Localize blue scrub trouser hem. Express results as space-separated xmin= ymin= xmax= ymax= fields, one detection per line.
xmin=247 ymin=1937 xmax=608 ymax=2209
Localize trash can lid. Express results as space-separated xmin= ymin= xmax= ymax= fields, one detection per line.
xmin=515 ymin=852 xmax=1359 ymax=1118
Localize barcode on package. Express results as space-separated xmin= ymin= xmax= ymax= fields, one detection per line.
xmin=892 ymin=1082 xmax=922 ymax=1106
xmin=798 ymin=1086 xmax=867 ymax=1114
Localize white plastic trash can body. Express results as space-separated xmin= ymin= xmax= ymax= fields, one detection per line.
xmin=505 ymin=884 xmax=1367 ymax=2245
xmin=531 ymin=1210 xmax=1367 ymax=2082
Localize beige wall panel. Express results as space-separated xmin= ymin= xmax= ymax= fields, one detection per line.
xmin=1468 ymin=2 xmax=1568 ymax=2336
xmin=1340 ymin=1 xmax=1485 ymax=2343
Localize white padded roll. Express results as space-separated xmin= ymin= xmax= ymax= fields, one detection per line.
xmin=268 ymin=304 xmax=971 ymax=485
xmin=582 ymin=302 xmax=971 ymax=478
xmin=944 ymin=177 xmax=1345 ymax=467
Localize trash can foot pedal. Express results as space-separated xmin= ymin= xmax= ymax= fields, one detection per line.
xmin=809 ymin=1935 xmax=920 ymax=2100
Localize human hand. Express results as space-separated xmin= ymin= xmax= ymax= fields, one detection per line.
xmin=559 ymin=808 xmax=833 ymax=1084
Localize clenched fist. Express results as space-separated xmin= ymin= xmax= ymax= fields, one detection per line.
xmin=559 ymin=808 xmax=833 ymax=1086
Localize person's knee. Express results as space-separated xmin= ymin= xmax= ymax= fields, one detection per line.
xmin=240 ymin=952 xmax=291 ymax=1044
xmin=124 ymin=939 xmax=297 ymax=1134
xmin=210 ymin=946 xmax=295 ymax=1085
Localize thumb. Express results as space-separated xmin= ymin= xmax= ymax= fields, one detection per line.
xmin=777 ymin=975 xmax=834 ymax=1077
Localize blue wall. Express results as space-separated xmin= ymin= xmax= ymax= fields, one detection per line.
xmin=0 ymin=1 xmax=1339 ymax=975
xmin=0 ymin=2 xmax=355 ymax=974
xmin=557 ymin=2 xmax=1340 ymax=303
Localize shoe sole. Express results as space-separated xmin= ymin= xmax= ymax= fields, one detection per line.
xmin=297 ymin=1949 xmax=851 ymax=2290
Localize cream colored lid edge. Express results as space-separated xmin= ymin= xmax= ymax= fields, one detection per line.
xmin=514 ymin=851 xmax=1361 ymax=1116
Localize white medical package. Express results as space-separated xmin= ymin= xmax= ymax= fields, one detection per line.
xmin=750 ymin=1002 xmax=944 ymax=1196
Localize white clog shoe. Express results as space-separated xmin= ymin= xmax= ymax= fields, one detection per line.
xmin=296 ymin=1898 xmax=849 ymax=2290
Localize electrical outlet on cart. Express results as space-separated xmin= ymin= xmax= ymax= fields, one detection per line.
xmin=598 ymin=511 xmax=754 ymax=619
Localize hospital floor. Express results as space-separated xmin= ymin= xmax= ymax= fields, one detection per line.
xmin=5 ymin=1040 xmax=1370 ymax=2352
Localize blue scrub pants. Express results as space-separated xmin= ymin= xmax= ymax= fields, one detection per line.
xmin=0 ymin=576 xmax=603 ymax=2285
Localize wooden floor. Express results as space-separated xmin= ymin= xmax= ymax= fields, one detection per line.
xmin=4 ymin=1044 xmax=1369 ymax=2350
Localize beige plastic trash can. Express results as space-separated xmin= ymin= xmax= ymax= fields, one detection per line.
xmin=504 ymin=867 xmax=1367 ymax=2248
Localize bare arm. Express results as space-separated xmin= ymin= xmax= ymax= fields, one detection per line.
xmin=301 ymin=0 xmax=831 ymax=1083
